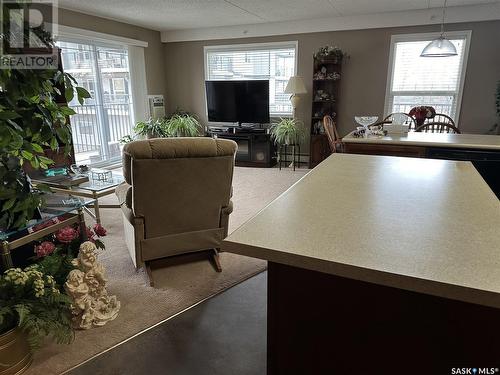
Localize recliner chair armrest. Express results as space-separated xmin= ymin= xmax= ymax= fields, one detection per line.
xmin=222 ymin=200 xmax=233 ymax=215
xmin=220 ymin=200 xmax=233 ymax=239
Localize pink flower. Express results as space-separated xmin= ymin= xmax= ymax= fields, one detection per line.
xmin=93 ymin=224 xmax=107 ymax=237
xmin=35 ymin=241 xmax=55 ymax=258
xmin=55 ymin=226 xmax=78 ymax=244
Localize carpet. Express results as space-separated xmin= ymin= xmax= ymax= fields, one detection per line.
xmin=26 ymin=166 xmax=308 ymax=375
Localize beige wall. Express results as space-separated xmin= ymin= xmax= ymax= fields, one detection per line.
xmin=164 ymin=20 xmax=500 ymax=151
xmin=57 ymin=8 xmax=167 ymax=99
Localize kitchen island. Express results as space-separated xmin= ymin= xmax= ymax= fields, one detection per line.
xmin=222 ymin=154 xmax=500 ymax=374
xmin=343 ymin=132 xmax=500 ymax=198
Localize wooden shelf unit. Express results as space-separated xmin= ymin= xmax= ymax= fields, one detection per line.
xmin=309 ymin=57 xmax=342 ymax=168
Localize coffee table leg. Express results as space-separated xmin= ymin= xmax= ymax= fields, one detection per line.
xmin=77 ymin=208 xmax=88 ymax=241
xmin=93 ymin=192 xmax=101 ymax=224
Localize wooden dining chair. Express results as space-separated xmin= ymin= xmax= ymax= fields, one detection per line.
xmin=322 ymin=115 xmax=343 ymax=153
xmin=427 ymin=113 xmax=456 ymax=126
xmin=383 ymin=113 xmax=417 ymax=131
xmin=415 ymin=122 xmax=461 ymax=134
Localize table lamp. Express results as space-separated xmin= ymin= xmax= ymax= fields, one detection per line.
xmin=284 ymin=76 xmax=307 ymax=117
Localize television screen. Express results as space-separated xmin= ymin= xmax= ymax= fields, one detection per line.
xmin=205 ymin=80 xmax=270 ymax=124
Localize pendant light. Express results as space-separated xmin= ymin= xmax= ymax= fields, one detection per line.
xmin=421 ymin=0 xmax=457 ymax=57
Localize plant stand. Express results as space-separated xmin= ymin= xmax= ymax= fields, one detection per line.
xmin=278 ymin=144 xmax=301 ymax=171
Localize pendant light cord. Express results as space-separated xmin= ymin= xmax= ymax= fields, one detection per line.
xmin=440 ymin=0 xmax=448 ymax=36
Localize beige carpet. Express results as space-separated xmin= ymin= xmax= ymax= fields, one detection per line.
xmin=26 ymin=166 xmax=308 ymax=375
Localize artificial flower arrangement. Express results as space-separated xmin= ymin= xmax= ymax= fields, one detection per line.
xmin=409 ymin=106 xmax=436 ymax=126
xmin=314 ymin=46 xmax=344 ymax=63
xmin=0 ymin=222 xmax=107 ymax=351
xmin=33 ymin=223 xmax=107 ymax=287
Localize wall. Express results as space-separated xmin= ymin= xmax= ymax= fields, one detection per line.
xmin=57 ymin=8 xmax=167 ymax=99
xmin=164 ymin=20 xmax=500 ymax=151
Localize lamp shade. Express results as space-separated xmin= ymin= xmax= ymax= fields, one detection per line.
xmin=420 ymin=36 xmax=457 ymax=57
xmin=284 ymin=76 xmax=307 ymax=95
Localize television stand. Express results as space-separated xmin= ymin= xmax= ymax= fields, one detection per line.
xmin=207 ymin=126 xmax=276 ymax=168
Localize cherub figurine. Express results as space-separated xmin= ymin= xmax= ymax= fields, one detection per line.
xmin=65 ymin=241 xmax=120 ymax=329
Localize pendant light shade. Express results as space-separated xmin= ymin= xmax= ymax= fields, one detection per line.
xmin=420 ymin=0 xmax=457 ymax=57
xmin=420 ymin=36 xmax=458 ymax=57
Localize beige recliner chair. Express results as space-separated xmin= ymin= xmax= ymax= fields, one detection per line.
xmin=115 ymin=137 xmax=237 ymax=285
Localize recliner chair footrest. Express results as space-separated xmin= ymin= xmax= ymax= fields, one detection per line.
xmin=141 ymin=227 xmax=224 ymax=262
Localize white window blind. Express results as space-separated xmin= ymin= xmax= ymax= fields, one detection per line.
xmin=385 ymin=32 xmax=470 ymax=122
xmin=205 ymin=42 xmax=297 ymax=116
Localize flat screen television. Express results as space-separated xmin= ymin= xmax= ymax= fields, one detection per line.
xmin=205 ymin=80 xmax=270 ymax=124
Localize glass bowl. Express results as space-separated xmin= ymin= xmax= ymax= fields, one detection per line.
xmin=354 ymin=116 xmax=379 ymax=127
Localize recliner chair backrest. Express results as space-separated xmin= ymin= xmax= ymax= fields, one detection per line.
xmin=122 ymin=137 xmax=237 ymax=239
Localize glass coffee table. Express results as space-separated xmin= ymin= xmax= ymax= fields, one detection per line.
xmin=0 ymin=193 xmax=94 ymax=270
xmin=32 ymin=172 xmax=124 ymax=224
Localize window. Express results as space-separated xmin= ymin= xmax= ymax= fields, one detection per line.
xmin=57 ymin=40 xmax=134 ymax=165
xmin=385 ymin=32 xmax=470 ymax=123
xmin=205 ymin=42 xmax=297 ymax=117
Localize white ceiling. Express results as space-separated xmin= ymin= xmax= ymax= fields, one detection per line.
xmin=59 ymin=0 xmax=499 ymax=32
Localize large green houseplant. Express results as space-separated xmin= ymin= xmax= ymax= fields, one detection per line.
xmin=0 ymin=15 xmax=90 ymax=230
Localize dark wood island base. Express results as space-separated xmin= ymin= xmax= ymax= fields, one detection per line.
xmin=267 ymin=262 xmax=500 ymax=375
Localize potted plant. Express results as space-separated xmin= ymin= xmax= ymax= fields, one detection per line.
xmin=133 ymin=118 xmax=168 ymax=139
xmin=0 ymin=18 xmax=90 ymax=231
xmin=163 ymin=113 xmax=202 ymax=137
xmin=0 ymin=221 xmax=109 ymax=373
xmin=314 ymin=46 xmax=344 ymax=63
xmin=270 ymin=118 xmax=305 ymax=146
xmin=120 ymin=110 xmax=203 ymax=143
xmin=0 ymin=265 xmax=74 ymax=374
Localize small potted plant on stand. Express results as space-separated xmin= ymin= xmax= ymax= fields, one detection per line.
xmin=270 ymin=118 xmax=305 ymax=169
xmin=270 ymin=118 xmax=305 ymax=146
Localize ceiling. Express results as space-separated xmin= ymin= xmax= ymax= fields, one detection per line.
xmin=59 ymin=0 xmax=499 ymax=32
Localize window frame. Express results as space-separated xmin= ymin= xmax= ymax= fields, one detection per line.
xmin=384 ymin=31 xmax=472 ymax=125
xmin=57 ymin=37 xmax=135 ymax=167
xmin=203 ymin=41 xmax=299 ymax=120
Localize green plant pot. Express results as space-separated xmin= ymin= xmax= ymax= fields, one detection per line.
xmin=0 ymin=327 xmax=32 ymax=375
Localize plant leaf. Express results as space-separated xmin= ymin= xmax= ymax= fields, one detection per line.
xmin=64 ymin=87 xmax=74 ymax=103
